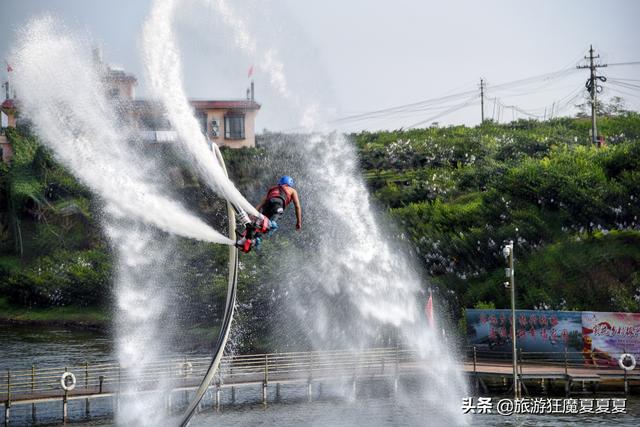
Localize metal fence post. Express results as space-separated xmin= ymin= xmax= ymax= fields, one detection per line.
xmin=473 ymin=346 xmax=479 ymax=394
xmin=518 ymin=348 xmax=524 ymax=376
xmin=263 ymin=354 xmax=268 ymax=406
xmin=31 ymin=365 xmax=36 ymax=422
xmin=307 ymin=353 xmax=313 ymax=403
xmin=230 ymin=361 xmax=235 ymax=404
xmin=63 ymin=367 xmax=68 ymax=424
xmin=394 ymin=345 xmax=399 ymax=396
xmin=85 ymin=361 xmax=90 ymax=417
xmin=215 ymin=384 xmax=221 ymax=412
xmin=116 ymin=364 xmax=121 ymax=412
xmin=5 ymin=370 xmax=11 ymax=426
xmin=473 ymin=346 xmax=477 ymax=374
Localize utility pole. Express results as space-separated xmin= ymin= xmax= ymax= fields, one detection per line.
xmin=480 ymin=79 xmax=485 ymax=124
xmin=577 ymin=45 xmax=607 ymax=145
xmin=503 ymin=241 xmax=518 ymax=399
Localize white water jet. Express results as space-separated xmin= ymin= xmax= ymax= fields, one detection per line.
xmin=170 ymin=2 xmax=468 ymax=423
xmin=106 ymin=222 xmax=175 ymax=427
xmin=10 ymin=17 xmax=233 ymax=246
xmin=10 ymin=16 xmax=232 ymax=427
xmin=142 ymin=0 xmax=259 ymax=217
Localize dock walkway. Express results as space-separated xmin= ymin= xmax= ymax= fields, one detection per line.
xmin=2 ymin=347 xmax=639 ymax=425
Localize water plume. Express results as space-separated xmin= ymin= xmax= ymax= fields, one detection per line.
xmin=178 ymin=2 xmax=469 ymax=422
xmin=142 ymin=0 xmax=259 ymax=217
xmin=10 ymin=17 xmax=232 ymax=246
xmin=106 ymin=223 xmax=176 ymax=427
xmin=10 ymin=16 xmax=231 ymax=427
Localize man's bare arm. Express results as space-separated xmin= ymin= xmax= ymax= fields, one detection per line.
xmin=292 ymin=190 xmax=302 ymax=229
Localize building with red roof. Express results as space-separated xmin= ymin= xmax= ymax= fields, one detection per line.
xmin=0 ymin=50 xmax=261 ymax=163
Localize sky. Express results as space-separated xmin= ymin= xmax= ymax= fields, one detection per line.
xmin=1 ymin=0 xmax=639 ymax=132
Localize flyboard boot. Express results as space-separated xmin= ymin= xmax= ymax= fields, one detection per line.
xmin=235 ymin=210 xmax=272 ymax=253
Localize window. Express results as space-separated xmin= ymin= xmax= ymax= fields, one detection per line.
xmin=140 ymin=113 xmax=171 ymax=131
xmin=224 ymin=114 xmax=245 ymax=140
xmin=196 ymin=111 xmax=207 ymax=136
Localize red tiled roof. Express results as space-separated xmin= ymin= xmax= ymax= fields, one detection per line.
xmin=189 ymin=100 xmax=261 ymax=110
xmin=1 ymin=99 xmax=16 ymax=110
xmin=2 ymin=98 xmax=260 ymax=112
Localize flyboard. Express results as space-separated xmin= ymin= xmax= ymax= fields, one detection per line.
xmin=177 ymin=145 xmax=239 ymax=427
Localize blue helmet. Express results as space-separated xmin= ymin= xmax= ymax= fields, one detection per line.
xmin=278 ymin=175 xmax=295 ymax=188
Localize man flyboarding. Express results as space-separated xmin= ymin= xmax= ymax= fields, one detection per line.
xmin=235 ymin=175 xmax=302 ymax=253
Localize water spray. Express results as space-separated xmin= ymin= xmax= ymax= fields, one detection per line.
xmin=143 ymin=0 xmax=259 ymax=217
xmin=10 ymin=17 xmax=233 ymax=246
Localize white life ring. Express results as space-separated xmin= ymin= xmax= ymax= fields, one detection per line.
xmin=60 ymin=372 xmax=76 ymax=391
xmin=178 ymin=361 xmax=193 ymax=377
xmin=618 ymin=353 xmax=636 ymax=372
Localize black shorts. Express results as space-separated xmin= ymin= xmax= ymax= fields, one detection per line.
xmin=261 ymin=198 xmax=285 ymax=221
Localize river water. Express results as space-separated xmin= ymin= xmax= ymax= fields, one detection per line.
xmin=0 ymin=324 xmax=113 ymax=371
xmin=1 ymin=326 xmax=638 ymax=426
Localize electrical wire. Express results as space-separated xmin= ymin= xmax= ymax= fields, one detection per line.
xmin=606 ymin=87 xmax=640 ymax=100
xmin=281 ymin=53 xmax=639 ymax=132
xmin=607 ymin=61 xmax=640 ymax=67
xmin=330 ymin=64 xmax=584 ymax=127
xmin=406 ymin=95 xmax=479 ymax=129
xmin=607 ymin=79 xmax=640 ymax=91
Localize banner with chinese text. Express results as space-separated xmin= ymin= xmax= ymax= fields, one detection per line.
xmin=466 ymin=309 xmax=583 ymax=359
xmin=582 ymin=311 xmax=640 ymax=367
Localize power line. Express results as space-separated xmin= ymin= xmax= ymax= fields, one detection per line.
xmin=607 ymin=87 xmax=640 ymax=100
xmin=282 ymin=54 xmax=639 ymax=132
xmin=329 ymin=89 xmax=476 ymax=123
xmin=607 ymin=61 xmax=640 ymax=67
xmin=607 ymin=77 xmax=640 ymax=83
xmin=407 ymin=95 xmax=479 ymax=129
xmin=330 ymin=65 xmax=583 ymax=126
xmin=487 ymin=84 xmax=584 ymax=122
xmin=607 ymin=79 xmax=640 ymax=91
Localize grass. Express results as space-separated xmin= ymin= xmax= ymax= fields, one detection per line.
xmin=0 ymin=297 xmax=110 ymax=324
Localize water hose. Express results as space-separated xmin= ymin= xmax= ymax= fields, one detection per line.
xmin=177 ymin=144 xmax=239 ymax=426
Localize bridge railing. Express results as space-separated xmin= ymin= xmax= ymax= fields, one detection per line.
xmin=4 ymin=346 xmax=636 ymax=404
xmin=1 ymin=347 xmax=419 ymax=403
xmin=464 ymin=345 xmax=639 ymax=373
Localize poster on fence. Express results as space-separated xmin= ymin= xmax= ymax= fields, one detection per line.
xmin=581 ymin=311 xmax=640 ymax=367
xmin=466 ymin=309 xmax=583 ymax=359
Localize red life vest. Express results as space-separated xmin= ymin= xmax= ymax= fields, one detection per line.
xmin=266 ymin=185 xmax=292 ymax=207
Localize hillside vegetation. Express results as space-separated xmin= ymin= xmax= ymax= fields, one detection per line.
xmin=1 ymin=113 xmax=639 ymax=349
xmin=354 ymin=114 xmax=640 ymax=316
